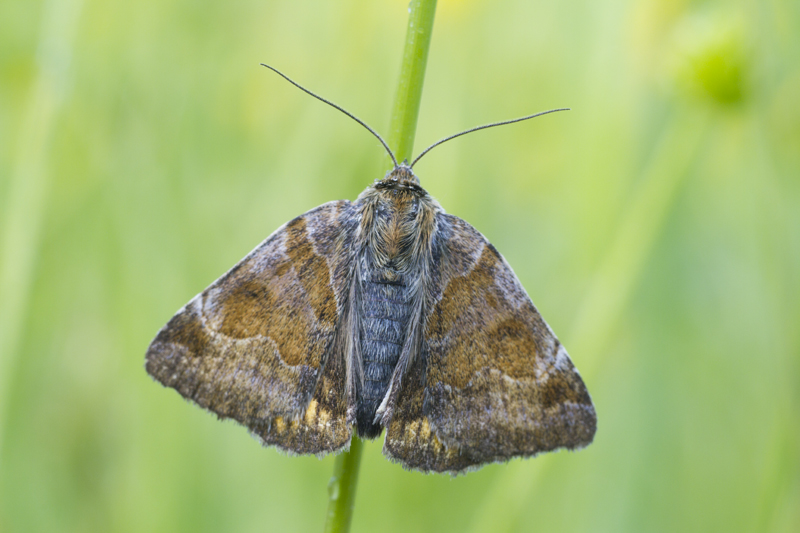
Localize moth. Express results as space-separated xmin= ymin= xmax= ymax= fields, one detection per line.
xmin=145 ymin=65 xmax=597 ymax=474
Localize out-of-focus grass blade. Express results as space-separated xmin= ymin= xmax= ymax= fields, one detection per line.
xmin=0 ymin=0 xmax=84 ymax=467
xmin=468 ymin=106 xmax=712 ymax=533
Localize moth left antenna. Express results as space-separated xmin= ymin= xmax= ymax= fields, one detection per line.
xmin=410 ymin=108 xmax=570 ymax=168
xmin=261 ymin=64 xmax=399 ymax=168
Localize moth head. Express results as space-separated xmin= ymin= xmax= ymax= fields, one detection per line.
xmin=374 ymin=163 xmax=421 ymax=190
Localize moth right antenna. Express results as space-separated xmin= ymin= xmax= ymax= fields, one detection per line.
xmin=261 ymin=64 xmax=399 ymax=168
xmin=410 ymin=108 xmax=570 ymax=168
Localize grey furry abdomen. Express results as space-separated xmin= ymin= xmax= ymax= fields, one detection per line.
xmin=357 ymin=272 xmax=412 ymax=438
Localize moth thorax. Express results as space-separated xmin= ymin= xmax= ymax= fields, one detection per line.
xmin=370 ymin=192 xmax=419 ymax=271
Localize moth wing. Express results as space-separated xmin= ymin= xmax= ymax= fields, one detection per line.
xmin=145 ymin=200 xmax=358 ymax=455
xmin=384 ymin=214 xmax=597 ymax=473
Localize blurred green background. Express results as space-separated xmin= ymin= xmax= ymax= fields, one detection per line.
xmin=1 ymin=0 xmax=799 ymax=531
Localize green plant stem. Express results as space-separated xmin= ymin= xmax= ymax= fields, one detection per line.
xmin=322 ymin=2 xmax=437 ymax=532
xmin=323 ymin=436 xmax=363 ymax=533
xmin=387 ymin=0 xmax=438 ymax=165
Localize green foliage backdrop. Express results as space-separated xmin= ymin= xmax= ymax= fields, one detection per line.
xmin=1 ymin=0 xmax=798 ymax=531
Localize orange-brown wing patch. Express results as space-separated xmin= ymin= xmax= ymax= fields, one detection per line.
xmin=145 ymin=200 xmax=357 ymax=454
xmin=384 ymin=214 xmax=596 ymax=473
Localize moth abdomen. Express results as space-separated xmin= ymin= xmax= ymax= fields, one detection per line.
xmin=356 ymin=273 xmax=413 ymax=438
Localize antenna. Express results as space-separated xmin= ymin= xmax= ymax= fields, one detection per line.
xmin=261 ymin=64 xmax=398 ymax=168
xmin=410 ymin=108 xmax=570 ymax=168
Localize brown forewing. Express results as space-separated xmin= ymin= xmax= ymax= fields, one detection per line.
xmin=384 ymin=214 xmax=597 ymax=473
xmin=145 ymin=200 xmax=359 ymax=455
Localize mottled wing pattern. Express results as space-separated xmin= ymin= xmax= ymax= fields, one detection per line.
xmin=145 ymin=200 xmax=359 ymax=454
xmin=384 ymin=214 xmax=597 ymax=473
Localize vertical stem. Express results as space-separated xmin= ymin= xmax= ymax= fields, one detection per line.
xmin=323 ymin=1 xmax=437 ymax=532
xmin=323 ymin=436 xmax=363 ymax=533
xmin=387 ymin=0 xmax=438 ymax=164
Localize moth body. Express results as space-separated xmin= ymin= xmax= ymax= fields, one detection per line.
xmin=355 ymin=167 xmax=434 ymax=438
